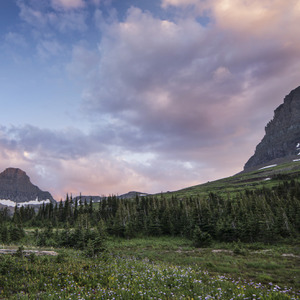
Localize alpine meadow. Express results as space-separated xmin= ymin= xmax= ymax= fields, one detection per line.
xmin=1 ymin=0 xmax=300 ymax=299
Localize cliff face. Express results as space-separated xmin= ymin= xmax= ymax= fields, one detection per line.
xmin=0 ymin=168 xmax=55 ymax=204
xmin=244 ymin=86 xmax=300 ymax=170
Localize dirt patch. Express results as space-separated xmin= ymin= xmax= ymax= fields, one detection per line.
xmin=0 ymin=249 xmax=58 ymax=256
xmin=281 ymin=253 xmax=300 ymax=259
xmin=212 ymin=249 xmax=233 ymax=254
xmin=253 ymin=249 xmax=272 ymax=254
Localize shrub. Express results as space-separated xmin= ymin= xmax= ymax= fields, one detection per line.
xmin=15 ymin=245 xmax=24 ymax=258
xmin=193 ymin=226 xmax=212 ymax=248
xmin=233 ymin=240 xmax=247 ymax=255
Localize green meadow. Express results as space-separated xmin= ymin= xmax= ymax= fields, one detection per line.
xmin=0 ymin=237 xmax=299 ymax=299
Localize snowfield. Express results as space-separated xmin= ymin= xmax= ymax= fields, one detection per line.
xmin=258 ymin=164 xmax=277 ymax=170
xmin=0 ymin=198 xmax=50 ymax=207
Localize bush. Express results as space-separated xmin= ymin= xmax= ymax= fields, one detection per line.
xmin=193 ymin=226 xmax=212 ymax=248
xmin=56 ymin=251 xmax=67 ymax=263
xmin=9 ymin=225 xmax=25 ymax=242
xmin=28 ymin=252 xmax=36 ymax=263
xmin=233 ymin=240 xmax=247 ymax=256
xmin=84 ymin=235 xmax=106 ymax=258
xmin=15 ymin=245 xmax=24 ymax=258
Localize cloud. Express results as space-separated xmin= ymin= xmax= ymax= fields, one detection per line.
xmin=0 ymin=125 xmax=172 ymax=199
xmin=76 ymin=7 xmax=262 ymax=152
xmin=51 ymin=11 xmax=88 ymax=32
xmin=213 ymin=66 xmax=232 ymax=82
xmin=17 ymin=0 xmax=88 ymax=34
xmin=67 ymin=43 xmax=100 ymax=78
xmin=0 ymin=125 xmax=243 ymax=201
xmin=211 ymin=0 xmax=300 ymax=39
xmin=5 ymin=32 xmax=28 ymax=48
xmin=51 ymin=0 xmax=85 ymax=10
xmin=3 ymin=125 xmax=109 ymax=160
xmin=161 ymin=0 xmax=205 ymax=15
xmin=17 ymin=0 xmax=47 ymax=28
xmin=162 ymin=0 xmax=199 ymax=6
xmin=68 ymin=3 xmax=300 ymax=179
xmin=36 ymin=39 xmax=65 ymax=59
xmin=162 ymin=0 xmax=300 ymax=39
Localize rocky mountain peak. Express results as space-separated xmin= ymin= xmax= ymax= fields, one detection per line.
xmin=1 ymin=168 xmax=30 ymax=182
xmin=0 ymin=167 xmax=55 ymax=206
xmin=244 ymin=86 xmax=300 ymax=171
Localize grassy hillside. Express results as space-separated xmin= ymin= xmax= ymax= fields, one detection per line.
xmin=162 ymin=160 xmax=300 ymax=199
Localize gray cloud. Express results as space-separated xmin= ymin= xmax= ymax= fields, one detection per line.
xmin=74 ymin=9 xmax=261 ymax=152
xmin=1 ymin=125 xmax=106 ymax=160
xmin=68 ymin=4 xmax=300 ymax=177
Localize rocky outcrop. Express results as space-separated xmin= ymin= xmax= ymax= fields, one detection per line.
xmin=0 ymin=168 xmax=55 ymax=205
xmin=244 ymin=86 xmax=300 ymax=170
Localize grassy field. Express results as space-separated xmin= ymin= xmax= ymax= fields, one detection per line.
xmin=109 ymin=237 xmax=300 ymax=291
xmin=0 ymin=237 xmax=299 ymax=299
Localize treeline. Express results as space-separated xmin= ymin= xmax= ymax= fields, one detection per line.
xmin=1 ymin=179 xmax=300 ymax=245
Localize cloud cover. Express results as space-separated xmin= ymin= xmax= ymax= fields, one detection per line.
xmin=1 ymin=0 xmax=300 ymax=200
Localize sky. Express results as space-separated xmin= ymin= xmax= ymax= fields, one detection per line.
xmin=0 ymin=0 xmax=300 ymax=200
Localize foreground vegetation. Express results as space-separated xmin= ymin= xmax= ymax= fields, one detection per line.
xmin=0 ymin=237 xmax=299 ymax=299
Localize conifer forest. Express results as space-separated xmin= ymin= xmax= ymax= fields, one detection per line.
xmin=1 ymin=179 xmax=300 ymax=245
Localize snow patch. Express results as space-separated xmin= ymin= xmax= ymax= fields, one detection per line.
xmin=0 ymin=199 xmax=16 ymax=207
xmin=264 ymin=178 xmax=271 ymax=181
xmin=258 ymin=164 xmax=277 ymax=170
xmin=293 ymin=159 xmax=300 ymax=162
xmin=18 ymin=199 xmax=50 ymax=207
xmin=0 ymin=198 xmax=50 ymax=207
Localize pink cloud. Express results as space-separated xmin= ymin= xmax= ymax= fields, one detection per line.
xmin=162 ymin=0 xmax=199 ymax=6
xmin=212 ymin=0 xmax=300 ymax=39
xmin=162 ymin=0 xmax=300 ymax=41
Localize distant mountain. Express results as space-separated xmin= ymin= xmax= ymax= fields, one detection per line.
xmin=0 ymin=168 xmax=55 ymax=207
xmin=118 ymin=191 xmax=148 ymax=199
xmin=244 ymin=86 xmax=300 ymax=171
xmin=72 ymin=191 xmax=148 ymax=204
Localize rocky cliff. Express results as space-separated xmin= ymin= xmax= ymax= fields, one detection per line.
xmin=244 ymin=86 xmax=300 ymax=170
xmin=0 ymin=168 xmax=55 ymax=206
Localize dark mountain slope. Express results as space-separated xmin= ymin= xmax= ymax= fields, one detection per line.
xmin=244 ymin=85 xmax=300 ymax=171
